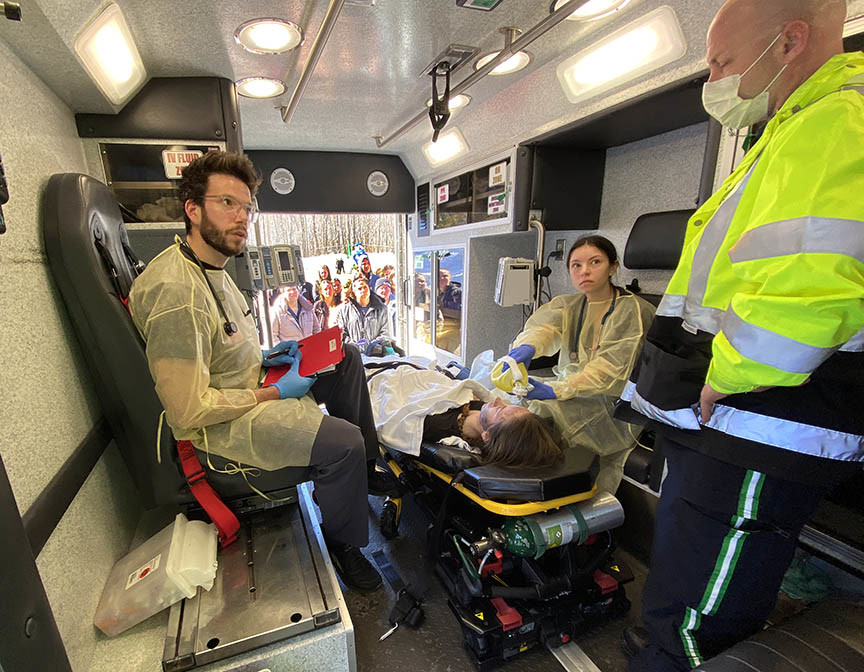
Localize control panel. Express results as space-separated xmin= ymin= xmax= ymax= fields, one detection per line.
xmin=260 ymin=244 xmax=305 ymax=289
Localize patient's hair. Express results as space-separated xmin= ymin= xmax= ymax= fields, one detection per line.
xmin=178 ymin=151 xmax=262 ymax=232
xmin=481 ymin=414 xmax=565 ymax=469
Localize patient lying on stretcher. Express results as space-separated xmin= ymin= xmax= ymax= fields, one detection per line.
xmin=366 ymin=360 xmax=563 ymax=469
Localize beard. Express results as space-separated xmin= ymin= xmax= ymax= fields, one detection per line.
xmin=200 ymin=212 xmax=245 ymax=257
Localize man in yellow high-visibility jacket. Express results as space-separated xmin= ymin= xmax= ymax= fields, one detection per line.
xmin=618 ymin=0 xmax=864 ymax=669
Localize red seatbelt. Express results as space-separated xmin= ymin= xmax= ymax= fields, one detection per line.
xmin=176 ymin=440 xmax=240 ymax=548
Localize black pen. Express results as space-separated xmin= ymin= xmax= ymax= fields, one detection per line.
xmin=266 ymin=343 xmax=304 ymax=359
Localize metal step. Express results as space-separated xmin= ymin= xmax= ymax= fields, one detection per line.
xmin=163 ymin=494 xmax=341 ymax=671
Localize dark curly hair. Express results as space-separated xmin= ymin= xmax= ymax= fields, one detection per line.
xmin=177 ymin=151 xmax=261 ymax=232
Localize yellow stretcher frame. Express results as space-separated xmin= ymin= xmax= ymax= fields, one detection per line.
xmin=382 ymin=453 xmax=597 ymax=517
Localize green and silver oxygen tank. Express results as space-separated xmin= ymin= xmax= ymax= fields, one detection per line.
xmin=500 ymin=491 xmax=624 ymax=559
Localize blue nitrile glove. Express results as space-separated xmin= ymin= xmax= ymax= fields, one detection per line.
xmin=525 ymin=378 xmax=556 ymax=401
xmin=447 ymin=361 xmax=470 ymax=380
xmin=270 ymin=351 xmax=315 ymax=399
xmin=503 ymin=344 xmax=535 ymax=371
xmin=262 ymin=340 xmax=299 ymax=367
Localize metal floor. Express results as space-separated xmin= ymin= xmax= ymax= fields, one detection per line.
xmin=345 ymin=492 xmax=650 ymax=672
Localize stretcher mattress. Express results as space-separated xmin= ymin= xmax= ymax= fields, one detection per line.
xmin=416 ymin=443 xmax=597 ymax=502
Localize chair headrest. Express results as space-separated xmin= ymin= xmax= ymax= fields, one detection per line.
xmin=624 ymin=209 xmax=694 ymax=270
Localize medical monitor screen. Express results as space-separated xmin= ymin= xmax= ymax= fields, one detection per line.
xmin=278 ymin=251 xmax=292 ymax=269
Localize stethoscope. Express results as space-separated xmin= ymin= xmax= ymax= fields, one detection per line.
xmin=572 ymin=285 xmax=625 ymax=355
xmin=179 ymin=240 xmax=239 ymax=336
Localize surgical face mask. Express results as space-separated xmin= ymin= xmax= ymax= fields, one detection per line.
xmin=702 ymin=32 xmax=788 ymax=129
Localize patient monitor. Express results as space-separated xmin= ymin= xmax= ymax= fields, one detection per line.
xmin=494 ymin=257 xmax=535 ymax=307
xmin=260 ymin=244 xmax=305 ymax=289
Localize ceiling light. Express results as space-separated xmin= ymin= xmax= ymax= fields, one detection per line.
xmin=74 ymin=3 xmax=146 ymax=105
xmin=556 ymin=5 xmax=686 ymax=105
xmin=236 ymin=77 xmax=286 ymax=99
xmin=423 ymin=128 xmax=469 ymax=166
xmin=474 ymin=27 xmax=532 ymax=76
xmin=552 ymin=0 xmax=632 ymax=22
xmin=426 ymin=93 xmax=472 ymax=111
xmin=474 ymin=50 xmax=532 ymax=75
xmin=234 ymin=18 xmax=303 ymax=54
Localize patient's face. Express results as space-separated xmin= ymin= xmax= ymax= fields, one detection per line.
xmin=479 ymin=397 xmax=530 ymax=431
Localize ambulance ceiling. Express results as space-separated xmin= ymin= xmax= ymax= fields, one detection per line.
xmin=0 ymin=1 xmax=685 ymax=147
xmin=3 ymin=0 xmax=864 ymax=176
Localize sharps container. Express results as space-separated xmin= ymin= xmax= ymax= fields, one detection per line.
xmin=94 ymin=513 xmax=218 ymax=636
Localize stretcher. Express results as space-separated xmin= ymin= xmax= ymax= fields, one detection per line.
xmin=378 ymin=442 xmax=633 ymax=670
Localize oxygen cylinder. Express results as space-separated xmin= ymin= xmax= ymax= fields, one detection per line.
xmin=500 ymin=492 xmax=624 ymax=559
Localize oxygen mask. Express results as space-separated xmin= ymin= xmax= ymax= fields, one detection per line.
xmin=491 ymin=356 xmax=533 ymax=397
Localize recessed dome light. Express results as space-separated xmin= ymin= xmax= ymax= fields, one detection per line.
xmin=426 ymin=93 xmax=472 ymax=111
xmin=474 ymin=50 xmax=531 ymax=75
xmin=423 ymin=128 xmax=470 ymax=166
xmin=236 ymin=77 xmax=286 ymax=99
xmin=234 ymin=18 xmax=303 ymax=54
xmin=551 ymin=0 xmax=632 ymax=22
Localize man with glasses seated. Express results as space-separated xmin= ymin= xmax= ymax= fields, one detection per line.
xmin=128 ymin=151 xmax=397 ymax=593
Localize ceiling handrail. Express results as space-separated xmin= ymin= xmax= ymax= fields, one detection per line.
xmin=374 ymin=0 xmax=593 ymax=148
xmin=280 ymin=0 xmax=346 ymax=124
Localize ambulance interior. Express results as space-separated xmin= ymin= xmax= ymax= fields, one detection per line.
xmin=2 ymin=1 xmax=864 ymax=671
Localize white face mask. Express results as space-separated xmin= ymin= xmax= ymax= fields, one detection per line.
xmin=702 ymin=32 xmax=788 ymax=129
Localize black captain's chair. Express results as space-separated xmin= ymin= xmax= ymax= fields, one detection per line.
xmin=43 ymin=173 xmax=309 ymax=511
xmin=622 ymin=208 xmax=692 ymax=307
xmin=620 ymin=208 xmax=693 ymax=490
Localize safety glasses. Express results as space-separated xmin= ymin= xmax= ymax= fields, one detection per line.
xmin=200 ymin=194 xmax=260 ymax=224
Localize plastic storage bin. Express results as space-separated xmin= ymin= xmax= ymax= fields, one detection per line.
xmin=94 ymin=513 xmax=218 ymax=636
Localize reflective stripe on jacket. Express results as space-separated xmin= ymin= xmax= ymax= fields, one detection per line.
xmin=623 ymin=53 xmax=864 ymax=470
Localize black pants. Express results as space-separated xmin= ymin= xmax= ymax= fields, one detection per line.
xmin=307 ymin=343 xmax=379 ymax=548
xmin=630 ymin=436 xmax=827 ymax=671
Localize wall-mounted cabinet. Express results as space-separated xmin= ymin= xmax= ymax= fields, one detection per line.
xmin=433 ymin=158 xmax=510 ymax=233
xmin=514 ymin=76 xmax=714 ymax=232
xmin=514 ymin=145 xmax=605 ymax=231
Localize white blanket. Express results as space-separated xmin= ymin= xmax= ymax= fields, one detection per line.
xmin=367 ymin=364 xmax=491 ymax=456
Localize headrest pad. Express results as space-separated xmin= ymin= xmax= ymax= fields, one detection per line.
xmin=624 ymin=209 xmax=694 ymax=270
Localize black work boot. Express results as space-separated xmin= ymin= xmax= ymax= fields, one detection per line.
xmin=367 ymin=462 xmax=401 ymax=497
xmin=622 ymin=626 xmax=650 ymax=659
xmin=328 ymin=543 xmax=383 ymax=593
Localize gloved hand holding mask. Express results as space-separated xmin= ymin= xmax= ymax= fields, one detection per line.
xmin=491 ymin=344 xmax=535 ymax=395
xmin=262 ymin=340 xmax=299 ymax=367
xmin=505 ymin=345 xmax=535 ymax=368
xmin=269 ymin=350 xmax=315 ymax=399
xmin=525 ymin=378 xmax=556 ymax=401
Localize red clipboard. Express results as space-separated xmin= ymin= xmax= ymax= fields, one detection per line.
xmin=262 ymin=326 xmax=344 ymax=384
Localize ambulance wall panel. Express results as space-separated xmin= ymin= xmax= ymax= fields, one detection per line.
xmin=543 ymin=122 xmax=708 ymax=299
xmin=0 ymin=36 xmax=141 ymax=672
xmin=466 ymin=230 xmax=539 ymax=364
